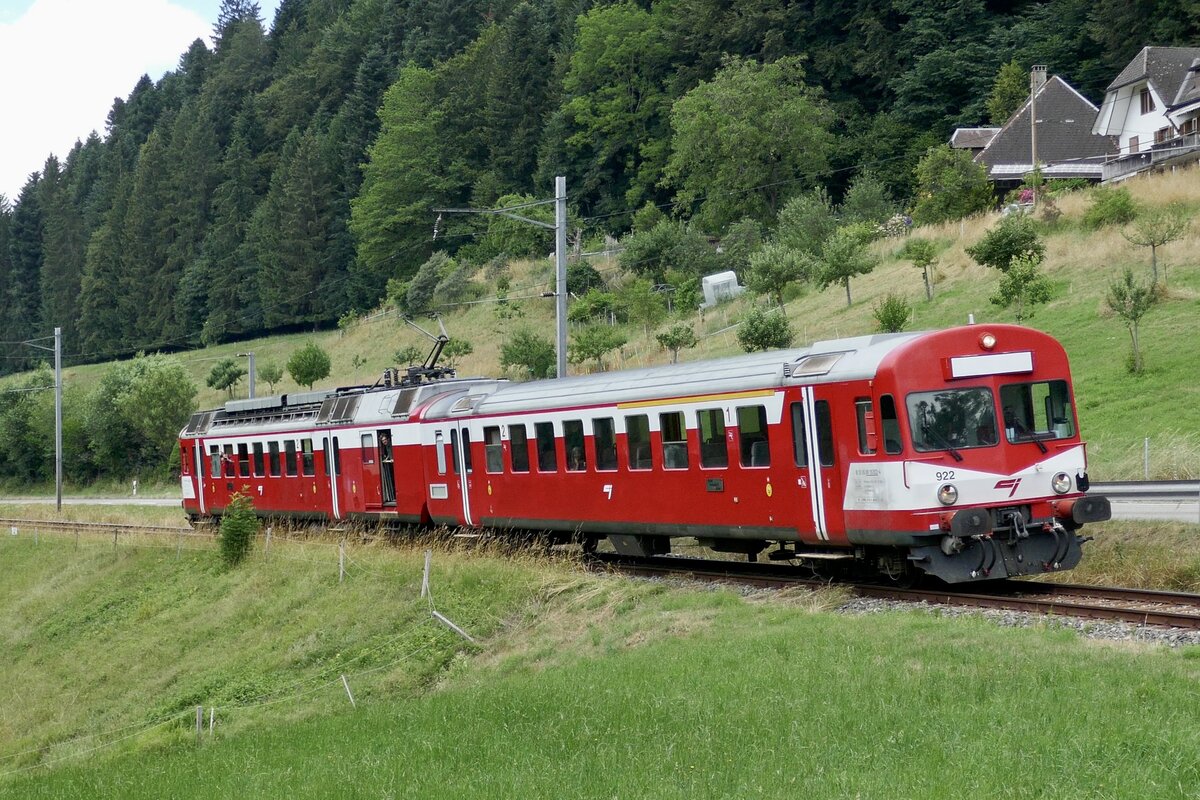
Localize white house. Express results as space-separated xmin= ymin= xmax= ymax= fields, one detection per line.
xmin=1092 ymin=46 xmax=1200 ymax=180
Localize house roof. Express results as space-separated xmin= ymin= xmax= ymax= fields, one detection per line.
xmin=975 ymin=75 xmax=1117 ymax=176
xmin=950 ymin=127 xmax=1000 ymax=149
xmin=1107 ymin=46 xmax=1200 ymax=98
xmin=1169 ymin=57 xmax=1200 ymax=111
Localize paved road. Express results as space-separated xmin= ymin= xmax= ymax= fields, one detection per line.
xmin=1110 ymin=499 xmax=1200 ymax=524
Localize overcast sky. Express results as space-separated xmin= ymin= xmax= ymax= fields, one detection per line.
xmin=0 ymin=0 xmax=283 ymax=201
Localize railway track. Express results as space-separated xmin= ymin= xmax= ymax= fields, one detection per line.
xmin=590 ymin=553 xmax=1200 ymax=630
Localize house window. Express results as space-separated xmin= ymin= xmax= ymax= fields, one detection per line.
xmin=1183 ymin=119 xmax=1197 ymax=135
xmin=1155 ymin=127 xmax=1171 ymax=144
xmin=1128 ymin=135 xmax=1140 ymax=153
xmin=1140 ymin=87 xmax=1155 ymax=115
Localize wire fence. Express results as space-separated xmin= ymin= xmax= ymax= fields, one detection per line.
xmin=0 ymin=524 xmax=481 ymax=779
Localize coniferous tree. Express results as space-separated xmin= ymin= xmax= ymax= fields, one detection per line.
xmin=40 ymin=156 xmax=88 ymax=352
xmin=7 ymin=175 xmax=46 ymax=363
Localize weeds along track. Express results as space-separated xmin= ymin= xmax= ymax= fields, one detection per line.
xmin=590 ymin=553 xmax=1200 ymax=630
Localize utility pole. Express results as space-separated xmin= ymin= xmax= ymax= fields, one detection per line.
xmin=434 ymin=176 xmax=571 ymax=377
xmin=554 ymin=176 xmax=568 ymax=379
xmin=1030 ymin=65 xmax=1047 ymax=209
xmin=54 ymin=328 xmax=61 ymax=512
xmin=23 ymin=330 xmax=63 ymax=511
xmin=237 ymin=351 xmax=256 ymax=398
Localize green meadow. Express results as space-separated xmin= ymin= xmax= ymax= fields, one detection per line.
xmin=3 ymin=524 xmax=1200 ymax=798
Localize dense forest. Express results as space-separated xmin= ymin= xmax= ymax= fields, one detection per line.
xmin=0 ymin=0 xmax=1197 ymax=372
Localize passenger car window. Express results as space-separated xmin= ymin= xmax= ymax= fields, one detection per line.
xmin=594 ymin=418 xmax=618 ymax=471
xmin=660 ymin=411 xmax=688 ymax=469
xmin=738 ymin=405 xmax=770 ymax=467
xmin=626 ymin=414 xmax=652 ymax=470
xmin=697 ymin=408 xmax=727 ymax=468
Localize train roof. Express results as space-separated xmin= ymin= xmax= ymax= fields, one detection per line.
xmin=469 ymin=330 xmax=923 ymax=417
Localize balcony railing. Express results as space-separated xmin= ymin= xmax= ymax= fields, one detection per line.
xmin=1101 ymin=151 xmax=1151 ymax=182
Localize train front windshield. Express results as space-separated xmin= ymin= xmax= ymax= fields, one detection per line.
xmin=905 ymin=380 xmax=1077 ymax=455
xmin=906 ymin=388 xmax=998 ymax=452
xmin=999 ymin=379 xmax=1075 ymax=442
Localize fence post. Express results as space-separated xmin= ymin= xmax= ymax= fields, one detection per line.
xmin=113 ymin=528 xmax=118 ymax=550
xmin=265 ymin=525 xmax=272 ymax=559
xmin=341 ymin=674 xmax=356 ymax=708
xmin=420 ymin=549 xmax=431 ymax=598
xmin=209 ymin=706 xmax=215 ymax=736
xmin=75 ymin=529 xmax=79 ymax=551
xmin=339 ymin=540 xmax=345 ymax=583
xmin=176 ymin=528 xmax=182 ymax=560
xmin=1144 ymin=437 xmax=1150 ymax=480
xmin=195 ymin=706 xmax=203 ymax=744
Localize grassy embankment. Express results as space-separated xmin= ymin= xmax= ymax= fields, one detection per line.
xmin=24 ymin=166 xmax=1199 ymax=485
xmin=2 ymin=526 xmax=1200 ymax=798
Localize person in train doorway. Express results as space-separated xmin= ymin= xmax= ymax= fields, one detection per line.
xmin=379 ymin=432 xmax=397 ymax=505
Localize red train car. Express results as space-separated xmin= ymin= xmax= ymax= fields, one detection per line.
xmin=180 ymin=324 xmax=1110 ymax=583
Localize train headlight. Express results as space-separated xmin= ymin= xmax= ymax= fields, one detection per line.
xmin=1051 ymin=472 xmax=1072 ymax=494
xmin=979 ymin=332 xmax=997 ymax=350
xmin=937 ymin=483 xmax=959 ymax=506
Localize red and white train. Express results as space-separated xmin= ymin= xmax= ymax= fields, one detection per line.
xmin=179 ymin=324 xmax=1110 ymax=583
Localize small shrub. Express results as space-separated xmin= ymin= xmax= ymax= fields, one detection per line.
xmin=220 ymin=493 xmax=258 ymax=566
xmin=873 ymin=293 xmax=911 ymax=333
xmin=1083 ymin=187 xmax=1137 ymax=229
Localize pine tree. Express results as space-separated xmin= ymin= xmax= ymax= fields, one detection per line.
xmin=7 ymin=175 xmax=46 ymax=363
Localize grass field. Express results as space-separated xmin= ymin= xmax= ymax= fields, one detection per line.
xmin=3 ymin=524 xmax=1200 ymax=797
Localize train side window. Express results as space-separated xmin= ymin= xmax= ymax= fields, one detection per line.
xmin=697 ymin=408 xmax=728 ymax=468
xmin=738 ymin=406 xmax=770 ymax=467
xmin=435 ymin=431 xmax=447 ymax=475
xmin=855 ymin=399 xmax=877 ymax=455
xmin=237 ymin=443 xmax=251 ymax=476
xmin=790 ymin=403 xmax=808 ymax=467
xmin=450 ymin=430 xmax=461 ymax=475
xmin=626 ymin=414 xmax=652 ymax=470
xmin=564 ymin=420 xmax=586 ymax=471
xmin=268 ymin=442 xmax=281 ymax=477
xmin=535 ymin=422 xmax=557 ymax=472
xmin=252 ymin=443 xmax=265 ymax=476
xmin=210 ymin=445 xmax=221 ymax=478
xmin=300 ymin=439 xmax=315 ymax=476
xmin=361 ymin=434 xmax=375 ymax=464
xmin=462 ymin=430 xmax=472 ymax=473
xmin=484 ymin=426 xmax=503 ymax=473
xmin=181 ymin=446 xmax=191 ymax=475
xmin=880 ymin=395 xmax=902 ymax=454
xmin=815 ymin=400 xmax=834 ymax=467
xmin=594 ymin=418 xmax=618 ymax=471
xmin=509 ymin=424 xmax=530 ymax=472
xmin=285 ymin=441 xmax=298 ymax=476
xmin=660 ymin=411 xmax=689 ymax=470
xmin=222 ymin=444 xmax=235 ymax=477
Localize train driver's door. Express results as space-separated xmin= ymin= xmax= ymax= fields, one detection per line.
xmin=790 ymin=388 xmax=843 ymax=544
xmin=377 ymin=429 xmax=397 ymax=506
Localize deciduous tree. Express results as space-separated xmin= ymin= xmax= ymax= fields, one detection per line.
xmin=1106 ymin=267 xmax=1157 ymax=374
xmin=287 ymin=341 xmax=331 ymax=389
xmin=665 ymin=56 xmax=834 ymax=230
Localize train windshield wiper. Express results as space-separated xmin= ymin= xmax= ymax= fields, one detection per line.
xmin=922 ymin=426 xmax=963 ymax=462
xmin=1009 ymin=424 xmax=1049 ymax=453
